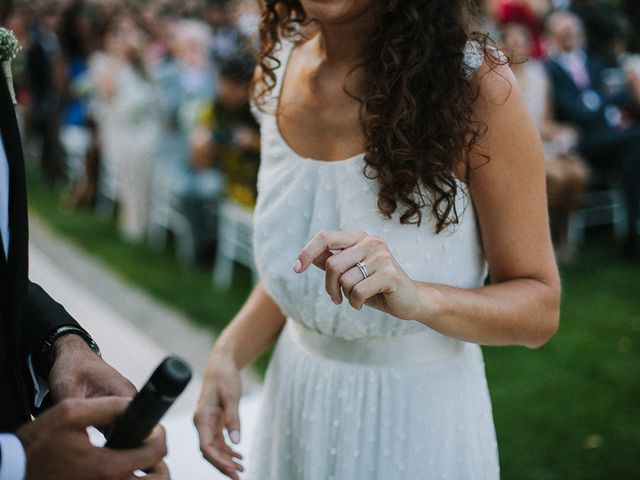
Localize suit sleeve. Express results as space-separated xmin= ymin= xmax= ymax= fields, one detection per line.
xmin=20 ymin=281 xmax=82 ymax=357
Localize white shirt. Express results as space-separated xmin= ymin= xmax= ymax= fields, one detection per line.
xmin=557 ymin=49 xmax=591 ymax=90
xmin=0 ymin=130 xmax=26 ymax=480
xmin=0 ymin=435 xmax=25 ymax=480
xmin=0 ymin=133 xmax=10 ymax=259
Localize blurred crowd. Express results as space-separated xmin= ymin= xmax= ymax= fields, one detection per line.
xmin=486 ymin=0 xmax=640 ymax=260
xmin=1 ymin=0 xmax=639 ymax=269
xmin=3 ymin=0 xmax=259 ymax=265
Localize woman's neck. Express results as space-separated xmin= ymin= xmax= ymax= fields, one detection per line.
xmin=311 ymin=10 xmax=377 ymax=66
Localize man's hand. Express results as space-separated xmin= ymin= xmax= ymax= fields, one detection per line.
xmin=48 ymin=335 xmax=136 ymax=401
xmin=132 ymin=461 xmax=170 ymax=479
xmin=16 ymin=397 xmax=168 ymax=480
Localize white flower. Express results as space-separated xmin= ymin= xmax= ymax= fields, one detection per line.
xmin=0 ymin=27 xmax=21 ymax=63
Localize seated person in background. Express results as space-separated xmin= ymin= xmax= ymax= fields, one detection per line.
xmin=572 ymin=0 xmax=630 ymax=68
xmin=573 ymin=3 xmax=640 ymax=115
xmin=609 ymin=17 xmax=640 ymax=115
xmin=191 ymin=54 xmax=260 ymax=208
xmin=493 ymin=0 xmax=549 ymax=58
xmin=546 ymin=11 xmax=640 ymax=259
xmin=155 ymin=18 xmax=217 ymax=135
xmin=502 ymin=22 xmax=587 ymax=260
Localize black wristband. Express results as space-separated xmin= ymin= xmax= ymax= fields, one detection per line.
xmin=34 ymin=326 xmax=101 ymax=378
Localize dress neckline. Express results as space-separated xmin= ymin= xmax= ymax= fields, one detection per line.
xmin=273 ymin=40 xmax=366 ymax=166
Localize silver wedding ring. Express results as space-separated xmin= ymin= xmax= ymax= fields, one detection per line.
xmin=355 ymin=261 xmax=369 ymax=280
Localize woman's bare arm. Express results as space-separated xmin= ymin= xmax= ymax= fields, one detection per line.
xmin=412 ymin=61 xmax=560 ymax=348
xmin=210 ymin=282 xmax=286 ymax=369
xmin=195 ymin=282 xmax=286 ymax=479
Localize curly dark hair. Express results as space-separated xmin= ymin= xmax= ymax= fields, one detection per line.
xmin=252 ymin=0 xmax=505 ymax=232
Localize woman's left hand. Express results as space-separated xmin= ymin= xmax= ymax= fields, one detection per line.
xmin=294 ymin=231 xmax=423 ymax=320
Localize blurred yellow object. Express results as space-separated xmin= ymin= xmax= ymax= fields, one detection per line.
xmin=220 ymin=149 xmax=258 ymax=207
xmin=198 ymin=103 xmax=215 ymax=128
xmin=227 ymin=184 xmax=256 ymax=208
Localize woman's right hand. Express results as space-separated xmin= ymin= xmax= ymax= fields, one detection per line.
xmin=194 ymin=352 xmax=244 ymax=479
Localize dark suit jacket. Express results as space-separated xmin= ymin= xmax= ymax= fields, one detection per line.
xmin=0 ymin=69 xmax=79 ymax=432
xmin=546 ymin=54 xmax=634 ymax=134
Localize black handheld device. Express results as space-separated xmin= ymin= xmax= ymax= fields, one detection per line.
xmin=105 ymin=356 xmax=192 ymax=449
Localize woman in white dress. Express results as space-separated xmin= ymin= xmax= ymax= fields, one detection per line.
xmin=195 ymin=1 xmax=561 ymax=479
xmin=94 ymin=15 xmax=160 ymax=242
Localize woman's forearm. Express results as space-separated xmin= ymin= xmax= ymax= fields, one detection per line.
xmin=212 ymin=282 xmax=287 ymax=369
xmin=414 ymin=277 xmax=560 ymax=349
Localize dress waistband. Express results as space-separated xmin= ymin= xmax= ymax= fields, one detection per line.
xmin=287 ymin=319 xmax=463 ymax=367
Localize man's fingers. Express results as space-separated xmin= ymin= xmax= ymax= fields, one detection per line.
xmin=126 ymin=461 xmax=170 ymax=479
xmin=101 ymin=425 xmax=168 ymax=476
xmin=294 ymin=231 xmax=367 ymax=273
xmin=58 ymin=397 xmax=131 ymax=429
xmin=139 ymin=460 xmax=170 ymax=478
xmin=50 ymin=382 xmax=87 ymax=402
xmin=146 ymin=426 xmax=167 ymax=449
xmin=109 ymin=376 xmax=137 ymax=398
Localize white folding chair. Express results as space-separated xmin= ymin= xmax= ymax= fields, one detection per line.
xmin=213 ymin=199 xmax=258 ymax=289
xmin=568 ymin=186 xmax=628 ymax=247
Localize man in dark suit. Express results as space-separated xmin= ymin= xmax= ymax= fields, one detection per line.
xmin=546 ymin=11 xmax=640 ymax=258
xmin=0 ymin=34 xmax=168 ymax=480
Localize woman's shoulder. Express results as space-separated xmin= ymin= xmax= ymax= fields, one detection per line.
xmin=462 ymin=40 xmax=516 ymax=106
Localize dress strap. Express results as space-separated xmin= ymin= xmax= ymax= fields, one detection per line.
xmin=273 ymin=40 xmax=295 ymax=99
xmin=251 ymin=40 xmax=295 ymax=122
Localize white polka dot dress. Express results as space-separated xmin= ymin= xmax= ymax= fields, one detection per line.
xmin=246 ymin=40 xmax=499 ymax=480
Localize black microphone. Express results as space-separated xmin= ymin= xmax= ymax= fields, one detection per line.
xmin=105 ymin=356 xmax=192 ymax=449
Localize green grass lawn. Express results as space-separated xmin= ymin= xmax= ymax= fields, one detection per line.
xmin=486 ymin=243 xmax=640 ymax=480
xmin=26 ymin=170 xmax=639 ymax=479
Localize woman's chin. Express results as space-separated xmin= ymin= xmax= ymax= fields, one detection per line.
xmin=301 ymin=0 xmax=377 ymax=25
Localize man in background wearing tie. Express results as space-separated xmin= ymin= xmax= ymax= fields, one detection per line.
xmin=0 ymin=24 xmax=168 ymax=480
xmin=546 ymin=10 xmax=640 ymax=260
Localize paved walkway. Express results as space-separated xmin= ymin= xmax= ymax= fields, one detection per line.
xmin=28 ymin=217 xmax=262 ymax=479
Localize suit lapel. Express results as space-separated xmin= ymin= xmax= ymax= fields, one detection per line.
xmin=0 ymin=71 xmax=33 ymax=426
xmin=586 ymin=59 xmax=602 ymax=92
xmin=0 ymin=68 xmax=28 ymax=338
xmin=549 ymin=58 xmax=582 ymax=93
xmin=0 ymin=68 xmax=28 ymax=274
